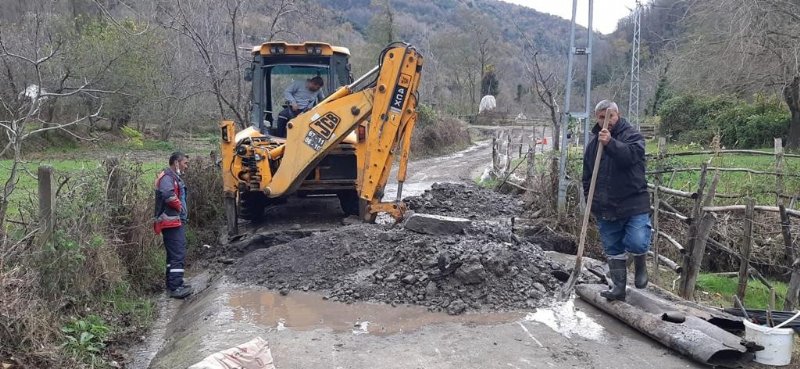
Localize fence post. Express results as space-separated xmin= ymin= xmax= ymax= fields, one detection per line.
xmin=680 ymin=168 xmax=720 ymax=299
xmin=775 ymin=138 xmax=785 ymax=206
xmin=505 ymin=131 xmax=513 ymax=176
xmin=491 ymin=133 xmax=498 ymax=174
xmin=680 ymin=163 xmax=708 ymax=298
xmin=104 ymin=157 xmax=123 ymax=210
xmin=773 ymin=140 xmax=800 ymax=309
xmin=525 ymin=133 xmax=536 ymax=188
xmin=651 ymin=137 xmax=666 ymax=285
xmin=736 ymin=197 xmax=756 ymax=302
xmin=784 ymin=212 xmax=800 ymax=309
xmin=38 ymin=166 xmax=55 ymax=244
xmin=774 ymin=138 xmax=792 ymax=259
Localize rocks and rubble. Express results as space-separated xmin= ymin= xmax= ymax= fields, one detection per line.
xmin=227 ymin=182 xmax=576 ymax=314
xmin=403 ymin=213 xmax=471 ymax=235
xmin=404 ymin=183 xmax=524 ymax=219
xmin=231 ymin=221 xmax=566 ymax=314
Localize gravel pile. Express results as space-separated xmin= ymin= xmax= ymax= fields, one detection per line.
xmin=228 ymin=182 xmax=569 ymax=314
xmin=231 ymin=221 xmax=565 ymax=314
xmin=405 ymin=183 xmax=523 ymax=218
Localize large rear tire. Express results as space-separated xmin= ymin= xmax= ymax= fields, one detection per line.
xmin=238 ymin=192 xmax=267 ymax=221
xmin=338 ymin=190 xmax=360 ymax=216
xmin=224 ymin=196 xmax=238 ymax=236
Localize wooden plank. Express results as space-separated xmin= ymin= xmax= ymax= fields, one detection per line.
xmin=659 ymin=231 xmax=686 ymax=254
xmin=651 ymin=206 xmax=690 ymax=222
xmin=659 ymin=200 xmax=689 ymax=220
xmin=736 ymin=198 xmax=756 ymax=302
xmin=702 ymin=205 xmax=800 ymax=217
xmin=648 ymin=251 xmax=682 ymax=274
xmin=647 ymin=183 xmax=698 ymax=199
xmin=707 ymin=237 xmax=739 ymax=260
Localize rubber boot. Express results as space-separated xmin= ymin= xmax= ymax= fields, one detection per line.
xmin=633 ymin=253 xmax=648 ymax=289
xmin=600 ymin=259 xmax=627 ymax=301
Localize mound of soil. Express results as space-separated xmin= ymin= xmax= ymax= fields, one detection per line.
xmin=231 ymin=221 xmax=566 ymax=314
xmin=405 ymin=183 xmax=524 ymax=218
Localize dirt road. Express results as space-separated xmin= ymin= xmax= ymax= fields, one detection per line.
xmin=383 ymin=140 xmax=493 ymax=200
xmin=132 ymin=138 xmax=702 ymax=369
xmin=142 ymin=274 xmax=701 ymax=369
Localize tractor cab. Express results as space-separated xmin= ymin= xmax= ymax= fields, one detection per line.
xmin=246 ymin=42 xmax=353 ymax=135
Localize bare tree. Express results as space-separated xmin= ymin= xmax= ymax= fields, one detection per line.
xmin=512 ymin=20 xmax=563 ymax=150
xmin=0 ymin=12 xmax=104 ymax=232
xmin=673 ymin=0 xmax=800 ymax=148
xmin=161 ymin=0 xmax=248 ymax=128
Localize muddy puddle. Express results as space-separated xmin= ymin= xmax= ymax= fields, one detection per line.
xmin=227 ymin=288 xmax=524 ymax=336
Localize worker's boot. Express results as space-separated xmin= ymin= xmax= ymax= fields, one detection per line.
xmin=600 ymin=259 xmax=627 ymax=301
xmin=633 ymin=253 xmax=648 ymax=289
xmin=169 ymin=285 xmax=194 ymax=299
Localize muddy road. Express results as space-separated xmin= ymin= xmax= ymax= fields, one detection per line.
xmin=138 ymin=275 xmax=701 ymax=369
xmin=130 ymin=135 xmax=701 ymax=369
xmin=384 ymin=140 xmax=493 ymax=200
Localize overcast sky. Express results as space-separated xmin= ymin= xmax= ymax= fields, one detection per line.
xmin=500 ymin=0 xmax=639 ymax=35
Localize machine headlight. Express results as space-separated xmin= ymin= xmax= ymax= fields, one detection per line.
xmin=254 ymin=154 xmax=263 ymax=161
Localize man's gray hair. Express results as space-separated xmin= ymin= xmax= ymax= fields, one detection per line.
xmin=594 ymin=100 xmax=619 ymax=113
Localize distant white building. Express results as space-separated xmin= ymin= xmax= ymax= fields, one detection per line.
xmin=19 ymin=84 xmax=48 ymax=105
xmin=479 ymin=95 xmax=496 ymax=113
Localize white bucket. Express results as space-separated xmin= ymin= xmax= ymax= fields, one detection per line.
xmin=743 ymin=319 xmax=795 ymax=366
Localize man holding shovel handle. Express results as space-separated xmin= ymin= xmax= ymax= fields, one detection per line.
xmin=582 ymin=100 xmax=651 ymax=301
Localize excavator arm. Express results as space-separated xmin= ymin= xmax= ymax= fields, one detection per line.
xmin=220 ymin=43 xmax=423 ymax=221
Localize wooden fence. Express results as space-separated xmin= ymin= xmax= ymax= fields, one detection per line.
xmin=647 ymin=138 xmax=800 ymax=310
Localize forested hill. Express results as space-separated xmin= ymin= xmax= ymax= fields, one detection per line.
xmin=318 ymin=0 xmax=588 ymax=56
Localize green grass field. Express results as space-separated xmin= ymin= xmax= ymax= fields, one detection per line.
xmin=646 ymin=140 xmax=800 ymax=205
xmin=695 ymin=273 xmax=789 ymax=310
xmin=0 ymin=158 xmax=164 ymax=216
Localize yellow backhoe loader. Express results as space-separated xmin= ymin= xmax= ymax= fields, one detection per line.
xmin=220 ymin=41 xmax=422 ymax=234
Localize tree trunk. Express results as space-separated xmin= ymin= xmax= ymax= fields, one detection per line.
xmin=782 ymin=76 xmax=800 ymax=149
xmin=789 ymin=111 xmax=800 ymax=150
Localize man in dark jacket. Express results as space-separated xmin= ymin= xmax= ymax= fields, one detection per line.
xmin=154 ymin=152 xmax=193 ymax=299
xmin=583 ymin=100 xmax=651 ymax=301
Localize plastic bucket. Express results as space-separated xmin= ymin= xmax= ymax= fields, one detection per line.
xmin=743 ymin=319 xmax=795 ymax=366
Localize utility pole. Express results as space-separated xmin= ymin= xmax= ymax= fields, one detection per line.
xmin=628 ymin=0 xmax=642 ymax=130
xmin=557 ymin=0 xmax=594 ymax=216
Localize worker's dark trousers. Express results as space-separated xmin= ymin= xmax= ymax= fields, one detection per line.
xmin=162 ymin=225 xmax=186 ymax=291
xmin=275 ymin=107 xmax=299 ymax=137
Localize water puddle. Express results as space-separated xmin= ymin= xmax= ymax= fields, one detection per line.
xmin=227 ymin=288 xmax=524 ymax=336
xmin=525 ymin=299 xmax=604 ymax=341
